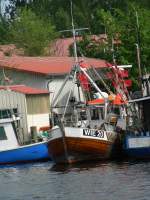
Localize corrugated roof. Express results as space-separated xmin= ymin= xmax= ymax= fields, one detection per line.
xmin=0 ymin=56 xmax=110 ymax=75
xmin=0 ymin=85 xmax=49 ymax=95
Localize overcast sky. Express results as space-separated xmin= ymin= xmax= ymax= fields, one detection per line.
xmin=1 ymin=0 xmax=9 ymax=14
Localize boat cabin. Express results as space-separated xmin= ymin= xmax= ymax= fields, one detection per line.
xmin=54 ymin=101 xmax=124 ymax=131
xmin=0 ymin=109 xmax=20 ymax=151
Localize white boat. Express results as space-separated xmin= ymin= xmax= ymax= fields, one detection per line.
xmin=47 ymin=60 xmax=127 ymax=164
xmin=47 ymin=2 xmax=127 ymax=164
xmin=0 ymin=109 xmax=51 ymax=164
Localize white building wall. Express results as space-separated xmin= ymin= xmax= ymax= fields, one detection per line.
xmin=1 ymin=69 xmax=88 ymax=116
xmin=2 ymin=69 xmax=85 ymax=102
xmin=48 ymin=78 xmax=85 ymax=105
xmin=48 ymin=78 xmax=66 ymax=103
xmin=1 ymin=69 xmax=86 ymax=103
xmin=27 ymin=113 xmax=50 ymax=133
xmin=2 ymin=70 xmax=47 ymax=89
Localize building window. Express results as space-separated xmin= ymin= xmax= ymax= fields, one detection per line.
xmin=0 ymin=108 xmax=18 ymax=119
xmin=0 ymin=127 xmax=7 ymax=140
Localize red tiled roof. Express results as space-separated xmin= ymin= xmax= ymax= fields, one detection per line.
xmin=0 ymin=51 xmax=4 ymax=58
xmin=50 ymin=36 xmax=109 ymax=56
xmin=0 ymin=85 xmax=49 ymax=94
xmin=0 ymin=44 xmax=16 ymax=52
xmin=50 ymin=37 xmax=82 ymax=56
xmin=0 ymin=56 xmax=110 ymax=75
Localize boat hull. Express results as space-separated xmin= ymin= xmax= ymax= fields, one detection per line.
xmin=0 ymin=141 xmax=50 ymax=164
xmin=123 ymin=135 xmax=150 ymax=159
xmin=48 ymin=126 xmax=117 ymax=164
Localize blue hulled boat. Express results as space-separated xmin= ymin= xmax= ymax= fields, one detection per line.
xmin=0 ymin=141 xmax=50 ymax=164
xmin=123 ymin=133 xmax=150 ymax=159
xmin=0 ymin=111 xmax=51 ymax=164
xmin=123 ymin=95 xmax=150 ymax=159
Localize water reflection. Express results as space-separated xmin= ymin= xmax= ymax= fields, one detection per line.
xmin=0 ymin=160 xmax=150 ymax=200
xmin=49 ymin=160 xmax=134 ymax=173
xmin=50 ymin=160 xmax=111 ymax=173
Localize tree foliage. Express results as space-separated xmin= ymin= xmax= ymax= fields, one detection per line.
xmin=0 ymin=0 xmax=149 ymax=82
xmin=9 ymin=8 xmax=57 ymax=56
xmin=0 ymin=16 xmax=10 ymax=44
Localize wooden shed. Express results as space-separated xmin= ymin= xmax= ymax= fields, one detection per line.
xmin=0 ymin=85 xmax=50 ymax=141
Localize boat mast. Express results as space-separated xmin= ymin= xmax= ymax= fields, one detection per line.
xmin=70 ymin=0 xmax=109 ymax=119
xmin=136 ymin=43 xmax=142 ymax=96
xmin=135 ymin=11 xmax=143 ymax=96
xmin=70 ymin=0 xmax=78 ymax=63
xmin=71 ymin=3 xmax=103 ymax=96
xmin=55 ymin=1 xmax=108 ymax=119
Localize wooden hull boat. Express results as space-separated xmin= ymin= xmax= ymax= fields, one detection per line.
xmin=47 ymin=16 xmax=127 ymax=164
xmin=48 ymin=126 xmax=117 ymax=164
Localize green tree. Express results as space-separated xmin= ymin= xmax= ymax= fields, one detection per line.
xmin=0 ymin=0 xmax=10 ymax=44
xmin=0 ymin=16 xmax=10 ymax=44
xmin=54 ymin=7 xmax=71 ymax=31
xmin=77 ymin=3 xmax=150 ymax=90
xmin=9 ymin=8 xmax=57 ymax=56
xmin=2 ymin=1 xmax=150 ymax=78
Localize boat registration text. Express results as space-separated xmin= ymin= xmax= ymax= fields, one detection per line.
xmin=83 ymin=129 xmax=105 ymax=138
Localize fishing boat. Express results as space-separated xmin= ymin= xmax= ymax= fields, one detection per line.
xmin=47 ymin=1 xmax=129 ymax=164
xmin=0 ymin=109 xmax=51 ymax=164
xmin=122 ymin=26 xmax=150 ymax=159
xmin=47 ymin=54 xmax=129 ymax=164
xmin=123 ymin=95 xmax=150 ymax=159
xmin=123 ymin=134 xmax=150 ymax=159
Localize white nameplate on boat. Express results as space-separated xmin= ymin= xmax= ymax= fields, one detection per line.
xmin=128 ymin=137 xmax=150 ymax=148
xmin=83 ymin=129 xmax=104 ymax=138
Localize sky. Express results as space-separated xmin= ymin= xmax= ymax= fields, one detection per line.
xmin=1 ymin=0 xmax=9 ymax=14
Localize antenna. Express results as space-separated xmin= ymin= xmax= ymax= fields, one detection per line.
xmin=70 ymin=0 xmax=78 ymax=62
xmin=135 ymin=11 xmax=143 ymax=95
xmin=59 ymin=0 xmax=89 ymax=63
xmin=111 ymin=37 xmax=116 ymax=65
xmin=135 ymin=11 xmax=140 ymax=46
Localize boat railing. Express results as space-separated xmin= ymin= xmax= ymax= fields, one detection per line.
xmin=63 ymin=118 xmax=77 ymax=127
xmin=126 ymin=128 xmax=150 ymax=137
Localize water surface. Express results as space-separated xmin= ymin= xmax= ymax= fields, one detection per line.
xmin=0 ymin=160 xmax=150 ymax=200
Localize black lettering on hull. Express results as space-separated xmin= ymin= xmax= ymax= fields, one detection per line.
xmin=83 ymin=129 xmax=105 ymax=139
